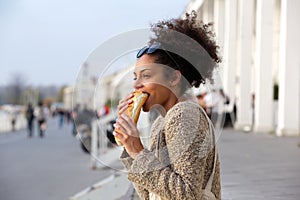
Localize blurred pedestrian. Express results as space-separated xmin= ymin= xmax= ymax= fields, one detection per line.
xmin=212 ymin=89 xmax=227 ymax=127
xmin=71 ymin=104 xmax=80 ymax=136
xmin=66 ymin=109 xmax=71 ymax=124
xmin=58 ymin=108 xmax=64 ymax=129
xmin=10 ymin=111 xmax=17 ymax=132
xmin=35 ymin=101 xmax=47 ymax=138
xmin=203 ymin=90 xmax=213 ymax=118
xmin=26 ymin=103 xmax=35 ymax=137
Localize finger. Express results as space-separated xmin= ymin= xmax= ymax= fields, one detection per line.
xmin=121 ymin=114 xmax=135 ymax=127
xmin=119 ymin=115 xmax=138 ymax=137
xmin=113 ymin=123 xmax=127 ymax=135
xmin=126 ymin=93 xmax=134 ymax=100
xmin=118 ymin=93 xmax=134 ymax=106
xmin=118 ymin=104 xmax=128 ymax=116
xmin=118 ymin=115 xmax=133 ymax=130
xmin=116 ymin=117 xmax=131 ymax=131
xmin=117 ymin=99 xmax=133 ymax=116
xmin=117 ymin=101 xmax=128 ymax=111
xmin=113 ymin=131 xmax=126 ymax=141
xmin=116 ymin=118 xmax=133 ymax=137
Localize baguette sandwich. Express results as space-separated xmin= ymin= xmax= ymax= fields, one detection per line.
xmin=115 ymin=91 xmax=149 ymax=145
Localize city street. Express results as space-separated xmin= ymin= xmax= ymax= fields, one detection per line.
xmin=0 ymin=118 xmax=118 ymax=200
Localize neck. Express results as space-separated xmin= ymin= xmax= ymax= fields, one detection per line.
xmin=162 ymin=93 xmax=180 ymax=116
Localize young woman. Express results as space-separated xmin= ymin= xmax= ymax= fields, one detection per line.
xmin=114 ymin=12 xmax=222 ymax=200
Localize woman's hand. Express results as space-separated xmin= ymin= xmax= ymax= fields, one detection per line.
xmin=113 ymin=114 xmax=144 ymax=159
xmin=117 ymin=93 xmax=134 ymax=117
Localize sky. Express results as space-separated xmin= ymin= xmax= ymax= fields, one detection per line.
xmin=0 ymin=0 xmax=191 ymax=87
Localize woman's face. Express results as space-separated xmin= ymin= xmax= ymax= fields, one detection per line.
xmin=133 ymin=54 xmax=178 ymax=112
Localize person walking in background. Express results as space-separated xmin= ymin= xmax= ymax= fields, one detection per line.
xmin=26 ymin=103 xmax=35 ymax=137
xmin=114 ymin=12 xmax=221 ymax=200
xmin=58 ymin=108 xmax=64 ymax=129
xmin=35 ymin=101 xmax=47 ymax=138
xmin=71 ymin=104 xmax=80 ymax=136
xmin=10 ymin=110 xmax=17 ymax=132
xmin=65 ymin=109 xmax=71 ymax=124
xmin=212 ymin=89 xmax=227 ymax=128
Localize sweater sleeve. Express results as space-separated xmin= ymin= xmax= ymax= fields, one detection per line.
xmin=127 ymin=103 xmax=213 ymax=200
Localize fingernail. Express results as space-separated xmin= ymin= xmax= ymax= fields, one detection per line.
xmin=113 ymin=131 xmax=117 ymax=136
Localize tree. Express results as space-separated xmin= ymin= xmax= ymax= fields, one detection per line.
xmin=5 ymin=73 xmax=27 ymax=105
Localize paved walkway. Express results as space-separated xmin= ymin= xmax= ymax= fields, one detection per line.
xmin=0 ymin=118 xmax=116 ymax=200
xmin=90 ymin=128 xmax=300 ymax=200
xmin=219 ymin=129 xmax=300 ymax=200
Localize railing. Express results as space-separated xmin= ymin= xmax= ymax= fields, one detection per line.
xmin=90 ymin=109 xmax=151 ymax=170
xmin=0 ymin=113 xmax=27 ymax=133
xmin=90 ymin=111 xmax=116 ymax=169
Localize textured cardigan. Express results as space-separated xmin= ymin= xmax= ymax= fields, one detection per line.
xmin=121 ymin=101 xmax=221 ymax=200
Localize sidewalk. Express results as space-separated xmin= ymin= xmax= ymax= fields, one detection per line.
xmin=219 ymin=129 xmax=300 ymax=200
xmin=72 ymin=128 xmax=300 ymax=200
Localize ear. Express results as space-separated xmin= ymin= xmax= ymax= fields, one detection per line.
xmin=170 ymin=70 xmax=181 ymax=86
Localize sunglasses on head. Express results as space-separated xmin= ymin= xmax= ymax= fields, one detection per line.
xmin=136 ymin=42 xmax=162 ymax=58
xmin=136 ymin=42 xmax=181 ymax=70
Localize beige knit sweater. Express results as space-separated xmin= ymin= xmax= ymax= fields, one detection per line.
xmin=121 ymin=101 xmax=221 ymax=200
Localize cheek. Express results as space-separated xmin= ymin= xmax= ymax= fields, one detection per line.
xmin=142 ymin=82 xmax=171 ymax=112
xmin=145 ymin=83 xmax=168 ymax=94
xmin=144 ymin=83 xmax=170 ymax=102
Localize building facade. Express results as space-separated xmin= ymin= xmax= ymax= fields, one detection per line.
xmin=184 ymin=0 xmax=300 ymax=136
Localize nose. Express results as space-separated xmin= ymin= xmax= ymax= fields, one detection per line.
xmin=133 ymin=77 xmax=143 ymax=90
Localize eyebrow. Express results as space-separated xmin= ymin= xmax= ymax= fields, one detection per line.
xmin=133 ymin=68 xmax=152 ymax=76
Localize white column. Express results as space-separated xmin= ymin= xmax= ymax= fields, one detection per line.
xmin=254 ymin=0 xmax=275 ymax=133
xmin=277 ymin=0 xmax=300 ymax=136
xmin=235 ymin=0 xmax=255 ymax=130
xmin=201 ymin=0 xmax=214 ymax=23
xmin=223 ymin=0 xmax=238 ymax=109
xmin=196 ymin=3 xmax=204 ymax=21
xmin=213 ymin=0 xmax=226 ymax=88
xmin=214 ymin=0 xmax=225 ymax=53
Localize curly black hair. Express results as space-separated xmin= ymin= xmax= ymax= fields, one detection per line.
xmin=148 ymin=11 xmax=221 ymax=91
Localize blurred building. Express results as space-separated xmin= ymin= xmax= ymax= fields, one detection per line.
xmin=184 ymin=0 xmax=299 ymax=136
xmin=73 ymin=62 xmax=96 ymax=110
xmin=70 ymin=62 xmax=133 ymax=112
xmin=93 ymin=66 xmax=133 ymax=110
xmin=63 ymin=86 xmax=74 ymax=110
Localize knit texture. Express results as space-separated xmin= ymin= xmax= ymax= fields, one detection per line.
xmin=121 ymin=101 xmax=221 ymax=200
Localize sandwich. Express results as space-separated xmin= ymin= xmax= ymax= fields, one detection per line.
xmin=115 ymin=91 xmax=149 ymax=145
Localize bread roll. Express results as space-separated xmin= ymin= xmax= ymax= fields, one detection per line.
xmin=115 ymin=91 xmax=149 ymax=145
